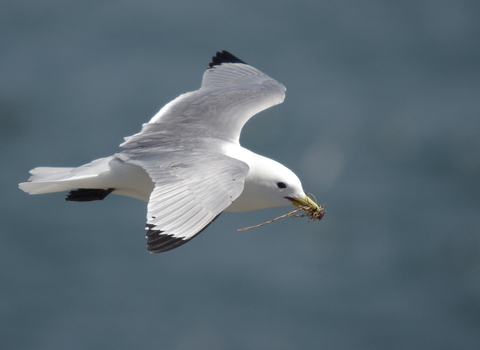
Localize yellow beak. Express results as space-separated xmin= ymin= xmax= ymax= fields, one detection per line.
xmin=286 ymin=194 xmax=325 ymax=221
xmin=286 ymin=194 xmax=320 ymax=210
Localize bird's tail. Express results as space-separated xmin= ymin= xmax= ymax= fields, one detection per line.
xmin=19 ymin=156 xmax=114 ymax=195
xmin=19 ymin=156 xmax=154 ymax=201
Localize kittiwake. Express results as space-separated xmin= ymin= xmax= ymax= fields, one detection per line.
xmin=19 ymin=50 xmax=321 ymax=253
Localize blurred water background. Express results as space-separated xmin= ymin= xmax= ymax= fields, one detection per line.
xmin=2 ymin=1 xmax=480 ymax=349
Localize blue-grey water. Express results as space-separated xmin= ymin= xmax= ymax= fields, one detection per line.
xmin=2 ymin=1 xmax=480 ymax=349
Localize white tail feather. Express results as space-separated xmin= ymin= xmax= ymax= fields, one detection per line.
xmin=19 ymin=157 xmax=113 ymax=195
xmin=19 ymin=156 xmax=154 ymax=201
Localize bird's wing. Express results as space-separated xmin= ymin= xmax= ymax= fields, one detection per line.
xmin=118 ymin=150 xmax=249 ymax=253
xmin=121 ymin=50 xmax=286 ymax=148
xmin=117 ymin=50 xmax=282 ymax=252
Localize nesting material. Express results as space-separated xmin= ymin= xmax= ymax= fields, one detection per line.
xmin=238 ymin=203 xmax=325 ymax=231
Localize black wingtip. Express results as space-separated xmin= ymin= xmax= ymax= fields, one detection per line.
xmin=145 ymin=213 xmax=223 ymax=253
xmin=66 ymin=188 xmax=115 ymax=202
xmin=145 ymin=224 xmax=188 ymax=253
xmin=208 ymin=50 xmax=247 ymax=69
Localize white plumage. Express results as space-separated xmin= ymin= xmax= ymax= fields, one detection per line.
xmin=19 ymin=50 xmax=317 ymax=253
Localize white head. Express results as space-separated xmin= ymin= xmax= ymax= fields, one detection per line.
xmin=226 ymin=156 xmax=317 ymax=212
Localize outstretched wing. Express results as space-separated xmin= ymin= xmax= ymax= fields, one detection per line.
xmin=121 ymin=50 xmax=286 ymax=148
xmin=117 ymin=51 xmax=282 ymax=252
xmin=119 ymin=151 xmax=249 ymax=253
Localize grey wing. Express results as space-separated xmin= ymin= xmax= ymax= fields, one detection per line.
xmin=121 ymin=51 xmax=286 ymax=148
xmin=119 ymin=151 xmax=249 ymax=253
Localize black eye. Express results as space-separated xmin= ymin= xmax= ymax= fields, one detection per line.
xmin=276 ymin=182 xmax=287 ymax=189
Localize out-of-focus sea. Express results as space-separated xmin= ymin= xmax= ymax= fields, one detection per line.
xmin=2 ymin=1 xmax=479 ymax=349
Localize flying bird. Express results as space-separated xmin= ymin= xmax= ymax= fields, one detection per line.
xmin=19 ymin=50 xmax=321 ymax=253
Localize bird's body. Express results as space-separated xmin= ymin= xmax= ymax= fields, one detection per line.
xmin=19 ymin=50 xmax=321 ymax=253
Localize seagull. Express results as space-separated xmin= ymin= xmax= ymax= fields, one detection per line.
xmin=19 ymin=50 xmax=321 ymax=253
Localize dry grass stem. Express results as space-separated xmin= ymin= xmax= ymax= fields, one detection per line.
xmin=237 ymin=203 xmax=325 ymax=232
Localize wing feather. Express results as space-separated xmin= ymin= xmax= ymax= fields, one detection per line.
xmin=119 ymin=151 xmax=249 ymax=253
xmin=121 ymin=51 xmax=285 ymax=147
xmin=115 ymin=51 xmax=281 ymax=252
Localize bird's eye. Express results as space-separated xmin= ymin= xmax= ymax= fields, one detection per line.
xmin=276 ymin=182 xmax=287 ymax=189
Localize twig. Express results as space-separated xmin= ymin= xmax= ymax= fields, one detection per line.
xmin=237 ymin=203 xmax=325 ymax=232
xmin=237 ymin=207 xmax=304 ymax=231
